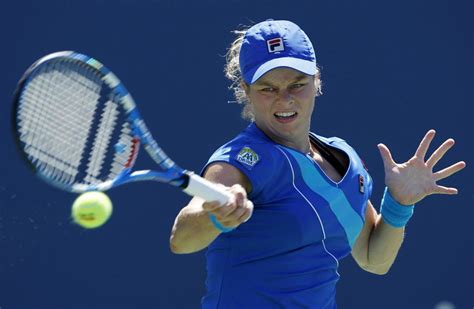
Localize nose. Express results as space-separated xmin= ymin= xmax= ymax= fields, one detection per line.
xmin=278 ymin=89 xmax=294 ymax=105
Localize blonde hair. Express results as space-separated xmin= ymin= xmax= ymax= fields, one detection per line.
xmin=224 ymin=28 xmax=323 ymax=121
xmin=224 ymin=29 xmax=254 ymax=120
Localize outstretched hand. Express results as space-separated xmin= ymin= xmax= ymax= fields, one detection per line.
xmin=377 ymin=130 xmax=466 ymax=205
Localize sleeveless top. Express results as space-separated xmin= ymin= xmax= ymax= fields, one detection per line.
xmin=201 ymin=123 xmax=373 ymax=309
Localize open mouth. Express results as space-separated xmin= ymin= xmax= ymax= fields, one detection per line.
xmin=274 ymin=111 xmax=297 ymax=121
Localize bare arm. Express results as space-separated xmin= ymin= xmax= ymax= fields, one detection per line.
xmin=352 ymin=200 xmax=404 ymax=275
xmin=169 ymin=162 xmax=253 ymax=254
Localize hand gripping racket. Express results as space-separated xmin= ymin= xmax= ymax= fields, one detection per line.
xmin=12 ymin=51 xmax=231 ymax=204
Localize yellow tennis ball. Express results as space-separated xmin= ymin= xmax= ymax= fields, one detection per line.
xmin=71 ymin=191 xmax=113 ymax=229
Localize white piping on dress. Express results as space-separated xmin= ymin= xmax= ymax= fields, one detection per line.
xmin=276 ymin=146 xmax=340 ymax=276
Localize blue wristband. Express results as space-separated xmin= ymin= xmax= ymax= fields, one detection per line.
xmin=380 ymin=187 xmax=415 ymax=228
xmin=209 ymin=214 xmax=235 ymax=233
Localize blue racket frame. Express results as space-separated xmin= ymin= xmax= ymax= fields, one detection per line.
xmin=13 ymin=51 xmax=189 ymax=193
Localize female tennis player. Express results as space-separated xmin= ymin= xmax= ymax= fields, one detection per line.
xmin=169 ymin=19 xmax=466 ymax=308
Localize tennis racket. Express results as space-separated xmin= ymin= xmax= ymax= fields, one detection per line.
xmin=12 ymin=51 xmax=231 ymax=204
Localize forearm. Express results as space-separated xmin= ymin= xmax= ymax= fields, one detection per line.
xmin=170 ymin=203 xmax=220 ymax=254
xmin=352 ymin=200 xmax=406 ymax=275
xmin=170 ymin=178 xmax=252 ymax=254
xmin=366 ymin=214 xmax=405 ymax=273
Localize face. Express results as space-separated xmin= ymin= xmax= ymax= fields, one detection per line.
xmin=244 ymin=67 xmax=319 ymax=150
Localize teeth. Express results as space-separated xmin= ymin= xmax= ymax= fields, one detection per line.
xmin=275 ymin=112 xmax=296 ymax=118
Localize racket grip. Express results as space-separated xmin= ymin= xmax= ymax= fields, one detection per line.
xmin=183 ymin=173 xmax=232 ymax=205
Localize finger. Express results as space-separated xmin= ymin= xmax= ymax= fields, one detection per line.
xmin=432 ymin=185 xmax=458 ymax=195
xmin=235 ymin=208 xmax=251 ymax=224
xmin=223 ymin=200 xmax=254 ymax=224
xmin=414 ymin=129 xmax=436 ymax=159
xmin=240 ymin=200 xmax=254 ymax=222
xmin=434 ymin=161 xmax=466 ymax=181
xmin=232 ymin=188 xmax=246 ymax=207
xmin=213 ymin=201 xmax=238 ymax=220
xmin=221 ymin=203 xmax=247 ymax=224
xmin=377 ymin=143 xmax=396 ymax=169
xmin=202 ymin=201 xmax=222 ymax=212
xmin=230 ymin=184 xmax=247 ymax=198
xmin=426 ymin=138 xmax=455 ymax=168
xmin=220 ymin=198 xmax=252 ymax=224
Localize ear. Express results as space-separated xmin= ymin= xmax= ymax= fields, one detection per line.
xmin=240 ymin=80 xmax=250 ymax=95
xmin=313 ymin=72 xmax=322 ymax=97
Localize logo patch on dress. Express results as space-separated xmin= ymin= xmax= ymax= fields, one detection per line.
xmin=236 ymin=147 xmax=260 ymax=168
xmin=358 ymin=174 xmax=365 ymax=193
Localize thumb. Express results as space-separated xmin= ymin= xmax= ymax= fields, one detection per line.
xmin=377 ymin=143 xmax=396 ymax=170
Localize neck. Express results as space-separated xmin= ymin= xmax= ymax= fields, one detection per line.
xmin=307 ymin=141 xmax=316 ymax=156
xmin=254 ymin=123 xmax=312 ymax=154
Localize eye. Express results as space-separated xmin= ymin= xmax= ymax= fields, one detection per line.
xmin=289 ymin=83 xmax=306 ymax=90
xmin=260 ymin=87 xmax=276 ymax=92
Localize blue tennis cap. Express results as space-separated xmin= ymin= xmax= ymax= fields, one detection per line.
xmin=239 ymin=20 xmax=318 ymax=84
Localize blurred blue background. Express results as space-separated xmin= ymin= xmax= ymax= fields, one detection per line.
xmin=0 ymin=0 xmax=472 ymax=308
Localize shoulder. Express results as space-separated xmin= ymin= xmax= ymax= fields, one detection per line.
xmin=203 ymin=124 xmax=282 ymax=197
xmin=203 ymin=161 xmax=252 ymax=193
xmin=207 ymin=124 xmax=278 ymax=172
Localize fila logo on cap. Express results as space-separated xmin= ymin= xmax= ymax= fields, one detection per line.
xmin=267 ymin=38 xmax=284 ymax=53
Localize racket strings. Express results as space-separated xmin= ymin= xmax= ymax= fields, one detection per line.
xmin=103 ymin=93 xmax=138 ymax=181
xmin=17 ymin=59 xmax=137 ymax=189
xmin=18 ymin=63 xmax=102 ymax=184
xmin=18 ymin=61 xmax=112 ymax=186
xmin=109 ymin=123 xmax=135 ymax=178
xmin=83 ymin=100 xmax=119 ymax=184
xmin=81 ymin=89 xmax=137 ymax=186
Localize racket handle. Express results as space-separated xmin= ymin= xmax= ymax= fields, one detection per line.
xmin=183 ymin=173 xmax=232 ymax=205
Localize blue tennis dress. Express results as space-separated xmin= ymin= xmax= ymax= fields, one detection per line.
xmin=201 ymin=123 xmax=373 ymax=309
